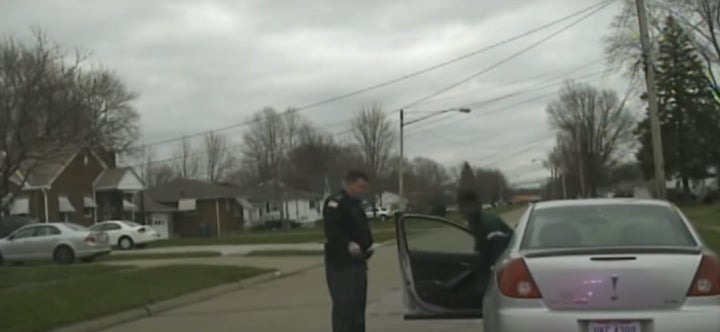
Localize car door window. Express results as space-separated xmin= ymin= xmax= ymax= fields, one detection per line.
xmin=10 ymin=227 xmax=36 ymax=240
xmin=404 ymin=216 xmax=475 ymax=254
xmin=33 ymin=226 xmax=61 ymax=237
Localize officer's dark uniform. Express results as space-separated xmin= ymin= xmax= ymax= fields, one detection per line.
xmin=323 ymin=190 xmax=374 ymax=332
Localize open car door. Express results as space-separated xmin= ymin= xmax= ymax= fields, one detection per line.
xmin=395 ymin=214 xmax=488 ymax=319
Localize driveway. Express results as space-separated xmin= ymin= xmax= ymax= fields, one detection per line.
xmin=99 ymin=209 xmax=525 ymax=332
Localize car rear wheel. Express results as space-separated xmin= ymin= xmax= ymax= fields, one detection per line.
xmin=118 ymin=236 xmax=134 ymax=250
xmin=53 ymin=246 xmax=75 ymax=264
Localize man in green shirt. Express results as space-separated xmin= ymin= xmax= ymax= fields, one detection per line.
xmin=458 ymin=189 xmax=514 ymax=268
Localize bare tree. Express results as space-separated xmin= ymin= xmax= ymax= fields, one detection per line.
xmin=350 ymin=105 xmax=397 ymax=181
xmin=241 ymin=108 xmax=286 ymax=182
xmin=204 ymin=132 xmax=229 ymax=183
xmin=138 ymin=150 xmax=176 ymax=188
xmin=240 ymin=107 xmax=309 ymax=184
xmin=0 ymin=31 xmax=139 ymax=210
xmin=175 ymin=137 xmax=199 ymax=179
xmin=547 ymin=81 xmax=636 ymax=197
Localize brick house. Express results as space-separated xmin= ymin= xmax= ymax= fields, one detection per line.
xmin=143 ymin=179 xmax=245 ymax=237
xmin=1 ymin=148 xmax=144 ymax=225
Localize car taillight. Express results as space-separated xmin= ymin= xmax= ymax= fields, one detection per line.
xmin=497 ymin=258 xmax=542 ymax=299
xmin=85 ymin=235 xmax=96 ymax=244
xmin=687 ymin=255 xmax=720 ymax=296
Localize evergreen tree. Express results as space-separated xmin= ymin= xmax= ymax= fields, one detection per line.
xmin=458 ymin=162 xmax=478 ymax=206
xmin=636 ymin=16 xmax=720 ymax=195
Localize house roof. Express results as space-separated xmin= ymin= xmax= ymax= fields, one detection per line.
xmin=145 ymin=179 xmax=243 ymax=203
xmin=13 ymin=148 xmax=109 ymax=188
xmin=94 ymin=167 xmax=144 ymax=190
xmin=13 ymin=149 xmax=76 ymax=188
xmin=133 ymin=194 xmax=177 ymax=213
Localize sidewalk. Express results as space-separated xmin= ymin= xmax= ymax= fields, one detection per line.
xmin=112 ymin=243 xmax=324 ymax=256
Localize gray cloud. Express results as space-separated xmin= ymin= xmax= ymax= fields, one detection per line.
xmin=0 ymin=0 xmax=629 ymax=185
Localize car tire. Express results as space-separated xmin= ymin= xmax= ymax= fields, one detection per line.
xmin=0 ymin=251 xmax=4 ymax=266
xmin=53 ymin=245 xmax=75 ymax=264
xmin=118 ymin=236 xmax=134 ymax=250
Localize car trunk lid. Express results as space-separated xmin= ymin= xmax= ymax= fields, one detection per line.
xmin=524 ymin=248 xmax=702 ymax=310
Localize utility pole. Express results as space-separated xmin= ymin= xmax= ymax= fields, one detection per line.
xmin=398 ymin=109 xmax=405 ymax=212
xmin=574 ymin=128 xmax=586 ymax=198
xmin=635 ymin=0 xmax=668 ymax=199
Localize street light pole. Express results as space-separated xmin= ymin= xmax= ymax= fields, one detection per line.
xmin=635 ymin=0 xmax=668 ymax=199
xmin=398 ymin=107 xmax=471 ymax=211
xmin=399 ymin=109 xmax=405 ymax=212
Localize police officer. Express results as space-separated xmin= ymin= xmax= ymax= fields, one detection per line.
xmin=458 ymin=188 xmax=513 ymax=270
xmin=323 ymin=170 xmax=374 ymax=332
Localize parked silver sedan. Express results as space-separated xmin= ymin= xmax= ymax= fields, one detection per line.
xmin=395 ymin=199 xmax=720 ymax=332
xmin=0 ymin=222 xmax=111 ymax=264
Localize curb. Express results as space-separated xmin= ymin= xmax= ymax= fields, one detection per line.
xmin=49 ymin=264 xmax=322 ymax=332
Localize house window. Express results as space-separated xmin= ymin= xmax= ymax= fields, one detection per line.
xmin=309 ymin=200 xmax=317 ymax=209
xmin=267 ymin=202 xmax=280 ymax=212
xmin=225 ymin=199 xmax=231 ymax=212
xmin=84 ymin=208 xmax=94 ymax=219
xmin=232 ymin=203 xmax=242 ymax=218
xmin=59 ymin=212 xmax=75 ymax=223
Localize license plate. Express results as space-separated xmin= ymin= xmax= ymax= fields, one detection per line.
xmin=588 ymin=321 xmax=641 ymax=332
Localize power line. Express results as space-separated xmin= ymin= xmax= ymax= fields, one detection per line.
xmin=137 ymin=0 xmax=615 ymax=151
xmin=396 ymin=0 xmax=616 ymax=110
xmin=136 ymin=66 xmax=615 ymax=169
xmin=404 ymin=69 xmax=619 ymax=138
xmin=409 ymin=57 xmax=606 ymax=109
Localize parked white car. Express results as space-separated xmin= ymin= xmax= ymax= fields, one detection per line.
xmin=90 ymin=220 xmax=161 ymax=250
xmin=365 ymin=206 xmax=392 ymax=220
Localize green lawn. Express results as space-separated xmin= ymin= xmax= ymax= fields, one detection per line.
xmin=0 ymin=264 xmax=271 ymax=332
xmin=0 ymin=265 xmax=132 ymax=290
xmin=682 ymin=204 xmax=720 ymax=226
xmin=682 ymin=204 xmax=720 ymax=252
xmin=99 ymin=251 xmax=222 ymax=261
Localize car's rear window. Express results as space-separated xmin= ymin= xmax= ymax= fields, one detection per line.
xmin=521 ymin=204 xmax=697 ymax=249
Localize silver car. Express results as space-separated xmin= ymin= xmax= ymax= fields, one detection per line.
xmin=0 ymin=222 xmax=111 ymax=264
xmin=395 ymin=199 xmax=720 ymax=332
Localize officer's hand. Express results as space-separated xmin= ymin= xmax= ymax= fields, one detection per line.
xmin=348 ymin=241 xmax=363 ymax=256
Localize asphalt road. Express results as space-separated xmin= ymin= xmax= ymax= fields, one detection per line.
xmin=100 ymin=209 xmax=524 ymax=332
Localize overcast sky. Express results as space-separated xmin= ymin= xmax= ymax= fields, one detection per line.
xmin=0 ymin=0 xmax=632 ymax=186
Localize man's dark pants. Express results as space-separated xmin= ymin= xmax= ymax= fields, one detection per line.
xmin=325 ymin=260 xmax=368 ymax=332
